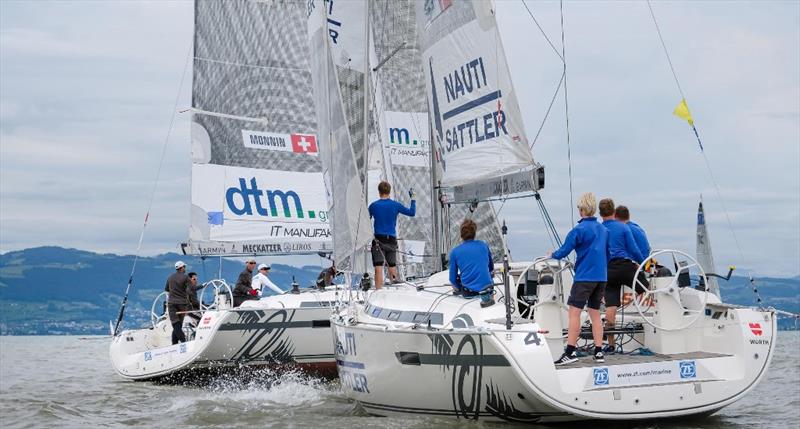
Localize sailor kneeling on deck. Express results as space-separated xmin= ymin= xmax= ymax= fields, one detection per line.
xmin=449 ymin=219 xmax=495 ymax=307
xmin=549 ymin=192 xmax=608 ymax=366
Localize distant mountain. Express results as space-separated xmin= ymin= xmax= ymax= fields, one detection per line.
xmin=0 ymin=246 xmax=323 ymax=335
xmin=0 ymin=247 xmax=797 ymax=334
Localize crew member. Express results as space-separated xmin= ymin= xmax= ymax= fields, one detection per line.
xmin=368 ymin=181 xmax=416 ymax=288
xmin=549 ymin=192 xmax=608 ymax=366
xmin=252 ymin=263 xmax=283 ymax=295
xmin=316 ymin=263 xmax=338 ymax=288
xmin=601 ymin=199 xmax=647 ymax=353
xmin=617 ymin=205 xmax=650 ymax=257
xmin=233 ymin=258 xmax=259 ymax=307
xmin=449 ymin=219 xmax=495 ymax=307
xmin=165 ymin=261 xmax=191 ymax=344
xmin=186 ymin=272 xmax=205 ymax=325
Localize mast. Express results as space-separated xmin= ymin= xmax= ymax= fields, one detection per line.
xmin=362 ymin=0 xmax=371 ymax=275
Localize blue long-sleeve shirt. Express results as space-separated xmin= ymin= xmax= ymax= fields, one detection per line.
xmin=628 ymin=221 xmax=651 ymax=259
xmin=368 ymin=198 xmax=416 ymax=237
xmin=552 ymin=217 xmax=609 ymax=282
xmin=604 ymin=219 xmax=644 ymax=263
xmin=449 ymin=240 xmax=494 ymax=292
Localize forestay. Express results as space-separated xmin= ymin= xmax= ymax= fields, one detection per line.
xmin=186 ymin=0 xmax=331 ymax=256
xmin=416 ymin=0 xmax=535 ymax=189
xmin=306 ymin=0 xmax=373 ymax=271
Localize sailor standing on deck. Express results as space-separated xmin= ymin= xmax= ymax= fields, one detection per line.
xmin=232 ymin=258 xmax=259 ymax=307
xmin=549 ymin=192 xmax=608 ymax=366
xmin=165 ymin=261 xmax=191 ymax=344
xmin=600 ymin=199 xmax=648 ymax=353
xmin=185 ymin=271 xmax=205 ymax=324
xmin=617 ymin=205 xmax=650 ymax=257
xmin=368 ymin=181 xmax=416 ymax=288
xmin=252 ymin=263 xmax=283 ymax=295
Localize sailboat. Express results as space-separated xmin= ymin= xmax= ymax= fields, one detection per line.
xmin=330 ymin=0 xmax=776 ymax=421
xmin=109 ymin=0 xmax=359 ymax=381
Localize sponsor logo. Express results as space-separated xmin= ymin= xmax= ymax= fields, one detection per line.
xmin=226 ymin=178 xmax=328 ymax=221
xmin=202 ymin=316 xmax=212 ymax=325
xmin=749 ymin=322 xmax=763 ymax=336
xmin=143 ymin=351 xmax=152 ymax=361
xmin=291 ymin=134 xmax=317 ymax=153
xmin=242 ymin=243 xmax=282 ymax=253
xmin=242 ymin=130 xmax=318 ymax=155
xmin=593 ymin=368 xmax=609 ymax=386
xmin=749 ymin=339 xmax=770 ymax=346
xmin=679 ymin=361 xmax=697 ymax=379
xmin=179 ymin=344 xmax=187 ymax=354
xmin=335 ymin=332 xmax=357 ymax=357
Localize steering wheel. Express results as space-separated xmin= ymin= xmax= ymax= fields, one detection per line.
xmin=150 ymin=291 xmax=169 ymax=328
xmin=199 ymin=279 xmax=234 ymax=311
xmin=632 ymin=249 xmax=709 ymax=331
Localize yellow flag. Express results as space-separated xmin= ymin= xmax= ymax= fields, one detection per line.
xmin=673 ymin=98 xmax=694 ymax=126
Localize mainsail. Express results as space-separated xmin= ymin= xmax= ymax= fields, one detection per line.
xmin=414 ymin=0 xmax=537 ymax=263
xmin=696 ymin=200 xmax=720 ymax=297
xmin=369 ymin=0 xmax=505 ymax=274
xmin=306 ymin=0 xmax=373 ymax=271
xmin=186 ymin=0 xmax=332 ymax=256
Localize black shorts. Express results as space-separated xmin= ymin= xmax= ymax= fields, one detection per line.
xmin=605 ymin=259 xmax=650 ymax=307
xmin=567 ymin=281 xmax=605 ymax=310
xmin=371 ymin=234 xmax=398 ymax=267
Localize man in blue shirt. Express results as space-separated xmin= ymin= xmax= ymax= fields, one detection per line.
xmin=616 ymin=205 xmax=650 ymax=257
xmin=549 ymin=192 xmax=608 ymax=366
xmin=449 ymin=219 xmax=495 ymax=307
xmin=368 ymin=181 xmax=416 ymax=288
xmin=601 ymin=200 xmax=649 ymax=353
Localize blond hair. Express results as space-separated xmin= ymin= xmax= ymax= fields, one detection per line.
xmin=576 ymin=192 xmax=597 ymax=217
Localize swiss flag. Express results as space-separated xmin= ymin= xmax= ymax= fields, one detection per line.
xmin=749 ymin=322 xmax=763 ymax=336
xmin=291 ymin=134 xmax=318 ymax=154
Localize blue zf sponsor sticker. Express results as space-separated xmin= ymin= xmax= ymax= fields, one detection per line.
xmin=679 ymin=361 xmax=697 ymax=379
xmin=144 ymin=351 xmax=152 ymax=361
xmin=593 ymin=368 xmax=609 ymax=386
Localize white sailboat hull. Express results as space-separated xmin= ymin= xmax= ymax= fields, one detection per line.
xmin=109 ymin=289 xmax=353 ymax=381
xmin=332 ymin=271 xmax=777 ymax=422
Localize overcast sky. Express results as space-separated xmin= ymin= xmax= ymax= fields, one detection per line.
xmin=1 ymin=1 xmax=798 ymax=277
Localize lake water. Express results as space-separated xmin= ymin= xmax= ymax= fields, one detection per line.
xmin=1 ymin=333 xmax=798 ymax=428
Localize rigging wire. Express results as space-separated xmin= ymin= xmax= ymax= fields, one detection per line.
xmin=529 ymin=71 xmax=565 ymax=150
xmin=521 ymin=0 xmax=564 ymax=62
xmin=559 ymin=0 xmax=575 ymax=226
xmin=645 ymin=0 xmax=763 ymax=308
xmin=112 ymin=41 xmax=193 ymax=336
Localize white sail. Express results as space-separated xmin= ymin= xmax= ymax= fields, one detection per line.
xmin=416 ymin=0 xmax=535 ymax=188
xmin=186 ymin=0 xmax=331 ymax=256
xmin=370 ymin=0 xmax=506 ymax=274
xmin=696 ymin=200 xmax=720 ymax=298
xmin=306 ymin=0 xmax=373 ymax=271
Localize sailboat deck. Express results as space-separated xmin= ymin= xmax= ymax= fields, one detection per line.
xmin=557 ymin=351 xmax=729 ymax=369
